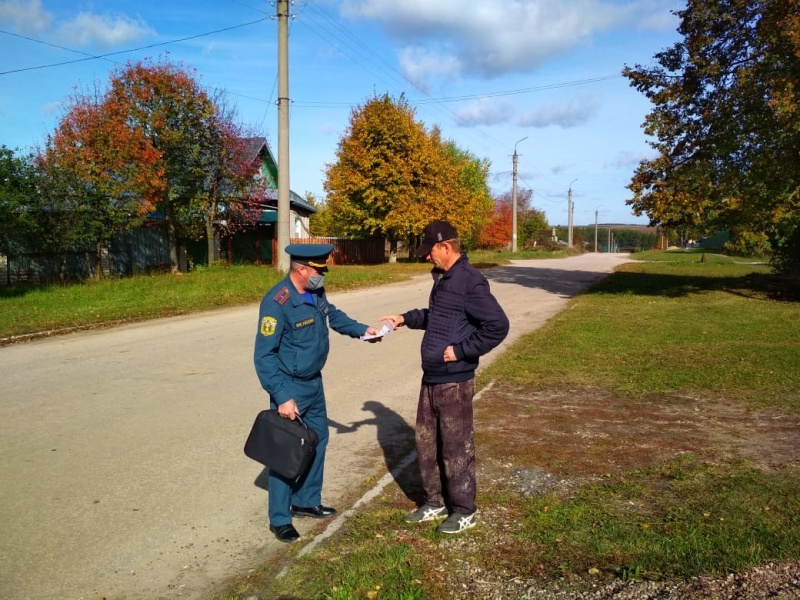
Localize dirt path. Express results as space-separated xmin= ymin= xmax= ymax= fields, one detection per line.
xmin=0 ymin=253 xmax=631 ymax=599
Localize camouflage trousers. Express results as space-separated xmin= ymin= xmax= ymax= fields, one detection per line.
xmin=415 ymin=379 xmax=476 ymax=515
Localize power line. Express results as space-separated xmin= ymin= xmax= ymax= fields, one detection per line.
xmin=413 ymin=75 xmax=622 ymax=104
xmin=0 ymin=18 xmax=270 ymax=76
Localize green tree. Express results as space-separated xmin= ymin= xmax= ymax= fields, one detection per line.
xmin=0 ymin=146 xmax=39 ymax=256
xmin=624 ymin=0 xmax=800 ymax=272
xmin=324 ymin=94 xmax=491 ymax=260
xmin=306 ymin=192 xmax=340 ymax=237
xmin=436 ymin=132 xmax=494 ymax=250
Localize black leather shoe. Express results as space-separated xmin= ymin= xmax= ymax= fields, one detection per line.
xmin=291 ymin=505 xmax=337 ymax=519
xmin=269 ymin=523 xmax=300 ymax=543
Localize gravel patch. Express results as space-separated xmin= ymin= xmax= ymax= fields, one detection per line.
xmin=445 ymin=559 xmax=800 ymax=599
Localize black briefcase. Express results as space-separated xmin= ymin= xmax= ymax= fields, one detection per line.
xmin=244 ymin=410 xmax=318 ymax=481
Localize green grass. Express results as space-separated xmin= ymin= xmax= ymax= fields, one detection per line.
xmin=0 ymin=261 xmax=437 ymax=340
xmin=517 ymin=456 xmax=800 ymax=581
xmin=481 ymin=251 xmax=800 ymax=409
xmin=272 ymin=512 xmax=426 ymax=600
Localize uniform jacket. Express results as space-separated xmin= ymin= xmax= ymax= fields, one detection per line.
xmin=254 ymin=275 xmax=368 ymax=405
xmin=402 ymin=254 xmax=509 ymax=384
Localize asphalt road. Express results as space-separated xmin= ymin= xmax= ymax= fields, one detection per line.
xmin=0 ymin=253 xmax=631 ymax=600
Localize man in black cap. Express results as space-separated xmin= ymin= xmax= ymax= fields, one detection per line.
xmin=254 ymin=243 xmax=381 ymax=543
xmin=380 ymin=221 xmax=509 ymax=534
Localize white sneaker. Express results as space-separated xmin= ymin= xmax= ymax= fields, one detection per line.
xmin=437 ymin=511 xmax=477 ymax=534
xmin=404 ymin=504 xmax=447 ymax=523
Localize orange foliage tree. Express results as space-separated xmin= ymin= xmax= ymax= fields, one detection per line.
xmin=37 ymin=84 xmax=164 ymax=274
xmin=325 ymin=94 xmax=492 ymax=259
xmin=477 ymin=188 xmax=548 ymax=250
xmin=478 ymin=202 xmax=512 ymax=249
xmin=38 ymin=57 xmax=259 ymax=271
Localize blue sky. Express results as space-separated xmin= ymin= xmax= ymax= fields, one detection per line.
xmin=0 ymin=0 xmax=684 ymax=226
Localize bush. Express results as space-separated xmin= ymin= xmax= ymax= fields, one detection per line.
xmin=724 ymin=230 xmax=771 ymax=258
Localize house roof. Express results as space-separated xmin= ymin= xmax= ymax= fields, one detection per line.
xmin=244 ymin=136 xmax=316 ymax=215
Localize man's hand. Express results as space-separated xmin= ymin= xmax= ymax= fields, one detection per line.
xmin=378 ymin=315 xmax=405 ymax=328
xmin=363 ymin=326 xmax=383 ymax=343
xmin=443 ymin=345 xmax=456 ymax=363
xmin=278 ymin=399 xmax=299 ymax=419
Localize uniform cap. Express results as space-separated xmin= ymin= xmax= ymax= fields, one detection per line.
xmin=285 ymin=243 xmax=334 ymax=271
xmin=415 ymin=221 xmax=458 ymax=257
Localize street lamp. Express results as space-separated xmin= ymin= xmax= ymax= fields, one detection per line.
xmin=512 ymin=136 xmax=528 ymax=253
xmin=567 ymin=179 xmax=577 ymax=247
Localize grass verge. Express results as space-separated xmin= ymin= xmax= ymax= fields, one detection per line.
xmin=0 ymin=260 xmax=437 ymax=341
xmin=0 ymin=249 xmax=528 ymax=342
xmin=224 ymin=250 xmax=800 ymax=599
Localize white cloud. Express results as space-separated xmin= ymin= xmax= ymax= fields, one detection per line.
xmin=319 ymin=123 xmax=341 ymax=136
xmin=57 ymin=12 xmax=154 ymax=48
xmin=0 ymin=1 xmax=153 ymax=48
xmin=518 ymin=95 xmax=599 ymax=128
xmin=202 ymin=41 xmax=218 ymax=57
xmin=41 ymin=101 xmax=61 ymax=116
xmin=606 ymin=149 xmax=655 ymax=169
xmin=398 ymin=46 xmax=460 ymax=91
xmin=0 ymin=0 xmax=52 ymax=34
xmin=341 ymin=0 xmax=683 ymax=84
xmin=453 ymin=97 xmax=514 ymax=127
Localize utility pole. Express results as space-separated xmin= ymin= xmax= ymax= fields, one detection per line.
xmin=608 ymin=227 xmax=612 ymax=253
xmin=511 ymin=136 xmax=528 ymax=253
xmin=567 ymin=179 xmax=577 ymax=247
xmin=594 ymin=206 xmax=600 ymax=252
xmin=276 ymin=0 xmax=291 ymax=273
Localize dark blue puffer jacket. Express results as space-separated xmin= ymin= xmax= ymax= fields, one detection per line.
xmin=402 ymin=254 xmax=509 ymax=384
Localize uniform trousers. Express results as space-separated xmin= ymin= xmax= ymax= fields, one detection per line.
xmin=267 ymin=376 xmax=329 ymax=526
xmin=415 ymin=379 xmax=476 ymax=515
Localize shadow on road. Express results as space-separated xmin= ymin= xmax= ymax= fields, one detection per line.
xmin=343 ymin=400 xmax=423 ymax=504
xmin=252 ymin=402 xmax=424 ymax=503
xmin=486 ymin=265 xmax=610 ymax=297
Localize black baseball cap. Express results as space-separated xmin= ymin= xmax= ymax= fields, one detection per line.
xmin=415 ymin=220 xmax=458 ymax=257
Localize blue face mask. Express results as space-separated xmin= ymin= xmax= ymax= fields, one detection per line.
xmin=306 ymin=273 xmax=325 ymax=290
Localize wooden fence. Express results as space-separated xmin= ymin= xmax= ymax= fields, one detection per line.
xmin=0 ymin=233 xmax=387 ymax=285
xmin=288 ymin=237 xmax=385 ymax=265
xmin=0 ymin=229 xmax=173 ymax=286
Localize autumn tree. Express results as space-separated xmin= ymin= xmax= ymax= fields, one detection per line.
xmin=105 ymin=58 xmax=219 ymax=271
xmin=624 ymin=0 xmax=800 ymax=273
xmin=436 ymin=132 xmax=494 ymax=250
xmin=477 ymin=188 xmax=548 ymax=250
xmin=196 ymin=95 xmax=264 ymax=265
xmin=306 ymin=192 xmax=341 ymax=237
xmin=37 ymin=84 xmax=163 ymax=274
xmin=38 ymin=57 xmax=259 ymax=272
xmin=324 ymin=94 xmax=491 ymax=261
xmin=477 ymin=201 xmax=512 ymax=249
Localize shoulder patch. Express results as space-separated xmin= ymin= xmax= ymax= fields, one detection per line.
xmin=272 ymin=286 xmax=290 ymax=306
xmin=260 ymin=316 xmax=278 ymax=336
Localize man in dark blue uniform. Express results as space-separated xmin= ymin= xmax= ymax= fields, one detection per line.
xmin=254 ymin=243 xmax=380 ymax=543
